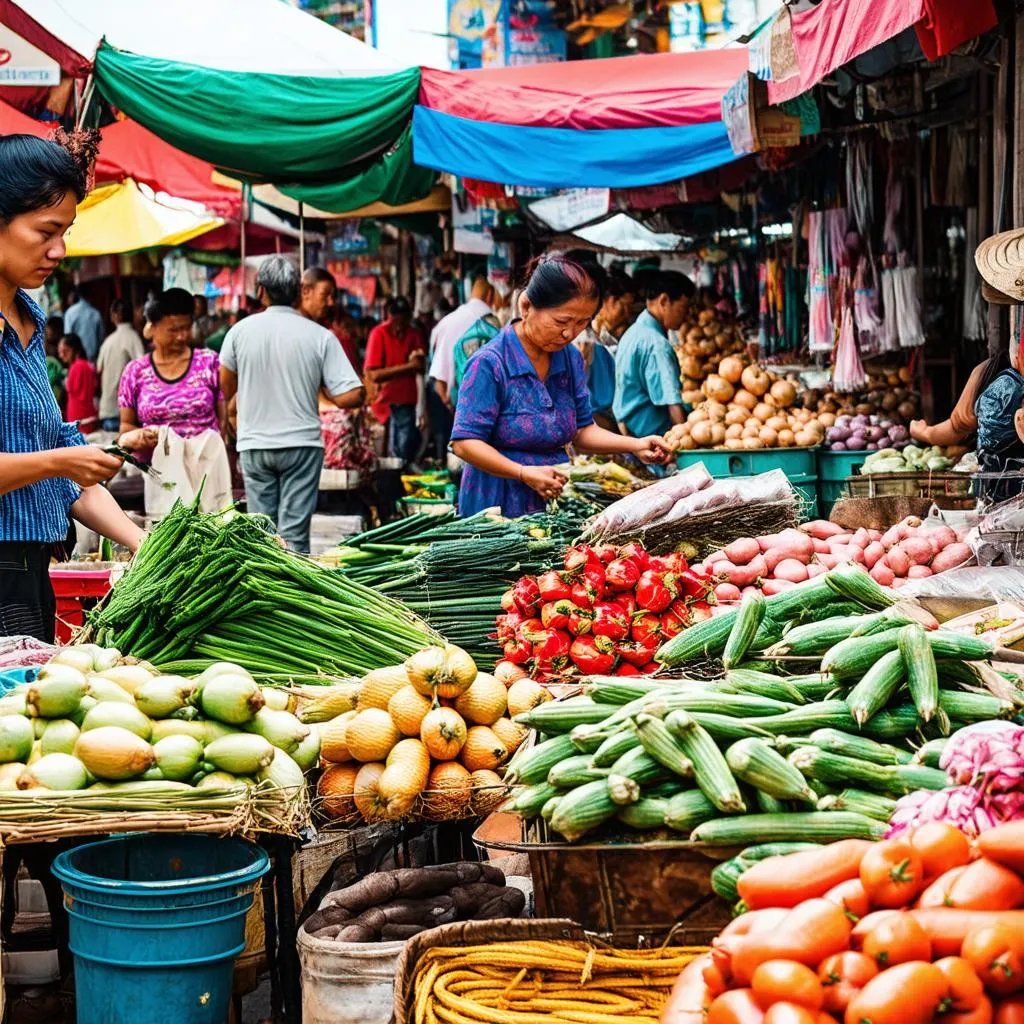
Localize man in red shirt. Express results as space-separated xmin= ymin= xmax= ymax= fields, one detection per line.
xmin=364 ymin=297 xmax=425 ymax=464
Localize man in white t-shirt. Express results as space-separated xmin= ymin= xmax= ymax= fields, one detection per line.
xmin=428 ymin=274 xmax=494 ymax=410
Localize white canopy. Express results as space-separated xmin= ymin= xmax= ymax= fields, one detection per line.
xmin=8 ymin=0 xmax=396 ymax=75
xmin=573 ymin=213 xmax=686 ymax=253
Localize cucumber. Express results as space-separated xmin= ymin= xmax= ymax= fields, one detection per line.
xmin=547 ymin=755 xmax=610 ymax=788
xmin=806 ymin=728 xmax=913 ymax=765
xmin=845 ymin=649 xmax=906 ymax=726
xmin=617 ymin=797 xmax=668 ymax=830
xmin=507 ymin=734 xmax=577 ymax=785
xmin=690 ymin=811 xmax=887 ymax=845
xmin=724 ymin=670 xmax=808 ymax=705
xmin=736 ymin=700 xmax=860 ymax=737
xmin=912 ymin=737 xmax=948 ymax=768
xmin=769 ymin=613 xmax=889 ymax=657
xmin=818 ymin=788 xmax=898 ymax=822
xmin=821 ymin=628 xmax=903 ymax=681
xmin=657 ymin=608 xmax=738 ymax=666
xmin=590 ymin=730 xmax=640 ymax=768
xmin=898 ymin=623 xmax=939 ymax=723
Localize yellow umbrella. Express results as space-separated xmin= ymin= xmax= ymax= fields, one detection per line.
xmin=66 ymin=179 xmax=224 ymax=257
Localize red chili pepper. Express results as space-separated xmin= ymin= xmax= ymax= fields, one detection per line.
xmin=689 ymin=601 xmax=713 ymax=623
xmin=660 ymin=601 xmax=690 ymax=638
xmin=530 ymin=627 xmax=571 ymax=667
xmin=639 ymin=662 xmax=660 ymax=674
xmin=563 ymin=544 xmax=603 ymax=575
xmin=495 ymin=611 xmax=525 ymax=644
xmin=592 ymin=544 xmax=619 ymax=565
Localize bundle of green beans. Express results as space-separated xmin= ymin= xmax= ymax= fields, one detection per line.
xmin=84 ymin=500 xmax=439 ymax=683
xmin=330 ymin=502 xmax=595 ymax=667
xmin=502 ymin=565 xmax=1024 ymax=846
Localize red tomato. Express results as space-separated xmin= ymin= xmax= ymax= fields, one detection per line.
xmin=935 ymin=957 xmax=986 ymax=1013
xmin=751 ymin=960 xmax=824 ymax=1011
xmin=862 ymin=913 xmax=932 ymax=969
xmin=962 ymin=926 xmax=1024 ymax=997
xmin=818 ymin=952 xmax=878 ymax=1015
xmin=763 ymin=1005 xmax=818 ymax=1024
xmin=909 ymin=822 xmax=972 ymax=879
xmin=859 ymin=839 xmax=926 ymax=908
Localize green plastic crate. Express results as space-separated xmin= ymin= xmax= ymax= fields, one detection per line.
xmin=789 ymin=473 xmax=819 ymax=522
xmin=817 ymin=449 xmax=872 ymax=482
xmin=675 ymin=447 xmax=818 ymax=478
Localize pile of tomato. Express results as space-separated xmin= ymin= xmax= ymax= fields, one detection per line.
xmin=664 ymin=820 xmax=1024 ymax=1024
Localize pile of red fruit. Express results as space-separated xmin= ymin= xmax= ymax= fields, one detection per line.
xmin=496 ymin=542 xmax=715 ymax=680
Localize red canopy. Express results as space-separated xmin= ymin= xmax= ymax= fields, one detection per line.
xmin=95 ymin=119 xmax=240 ymax=218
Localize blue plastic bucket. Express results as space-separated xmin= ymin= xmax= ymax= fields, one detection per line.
xmin=53 ymin=832 xmax=269 ymax=1024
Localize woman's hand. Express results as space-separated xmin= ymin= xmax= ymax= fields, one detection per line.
xmin=909 ymin=419 xmax=934 ymax=444
xmin=52 ymin=446 xmax=125 ymax=487
xmin=633 ymin=435 xmax=675 ymax=465
xmin=521 ymin=465 xmax=566 ymax=501
xmin=118 ymin=427 xmax=158 ymax=450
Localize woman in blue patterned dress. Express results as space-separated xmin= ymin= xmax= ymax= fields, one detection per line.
xmin=451 ymin=255 xmax=671 ymax=517
xmin=0 ymin=133 xmax=144 ymax=640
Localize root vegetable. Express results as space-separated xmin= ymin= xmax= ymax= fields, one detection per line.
xmin=473 ymin=887 xmax=526 ymax=920
xmin=898 ymin=538 xmax=935 ymax=566
xmin=380 ymin=924 xmax=426 ymax=940
xmin=813 ymin=539 xmax=831 ymax=554
xmin=806 ymin=564 xmax=827 ymax=578
xmin=885 ymin=548 xmax=911 ymax=577
xmin=817 ymin=554 xmax=840 ymax=570
xmin=323 ymin=867 xmax=461 ymax=913
xmin=863 ymin=542 xmax=885 ymax=569
xmin=931 ymin=543 xmax=972 ymax=574
xmin=723 ymin=555 xmax=768 ymax=587
xmin=715 ymin=583 xmax=743 ymax=603
xmin=870 ymin=563 xmax=896 ymax=586
xmin=707 ymin=551 xmax=728 ymax=566
xmin=741 ymin=587 xmax=761 ymax=599
xmin=907 ymin=566 xmax=933 ymax=579
xmin=881 ymin=525 xmax=910 ymax=547
xmin=762 ymin=579 xmax=796 ymax=595
xmin=725 ymin=538 xmax=762 ymax=566
xmin=336 ymin=924 xmax=377 ymax=943
xmin=803 ymin=521 xmax=848 ymax=540
xmin=774 ymin=559 xmax=810 ymax=583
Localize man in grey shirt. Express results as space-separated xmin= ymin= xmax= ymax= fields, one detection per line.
xmin=220 ymin=256 xmax=363 ymax=553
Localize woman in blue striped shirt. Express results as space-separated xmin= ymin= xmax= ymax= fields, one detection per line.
xmin=0 ymin=133 xmax=144 ymax=641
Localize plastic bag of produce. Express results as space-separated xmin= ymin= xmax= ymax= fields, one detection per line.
xmin=584 ymin=463 xmax=712 ymax=538
xmin=900 ymin=565 xmax=1024 ymax=605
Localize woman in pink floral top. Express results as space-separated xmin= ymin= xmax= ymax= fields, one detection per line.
xmin=117 ymin=288 xmax=225 ymax=451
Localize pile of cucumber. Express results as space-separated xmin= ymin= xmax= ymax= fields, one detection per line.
xmin=503 ymin=565 xmax=1023 ymax=845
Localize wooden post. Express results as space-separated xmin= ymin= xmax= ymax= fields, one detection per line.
xmin=989 ymin=34 xmax=1011 ymax=355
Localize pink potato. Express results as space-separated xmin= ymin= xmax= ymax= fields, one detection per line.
xmin=884 ymin=547 xmax=911 ymax=577
xmin=802 ymin=520 xmax=847 ymax=540
xmin=815 ymin=553 xmax=840 ymax=569
xmin=691 ymin=563 xmax=706 ymax=574
xmin=740 ymin=586 xmax=761 ymax=599
xmin=898 ymin=537 xmax=934 ymax=567
xmin=724 ymin=537 xmax=761 ymax=566
xmin=907 ymin=565 xmax=933 ymax=578
xmin=706 ymin=550 xmax=728 ymax=566
xmin=862 ymin=541 xmax=885 ymax=570
xmin=761 ymin=579 xmax=796 ymax=595
xmin=867 ymin=529 xmax=882 ymax=542
xmin=761 ymin=548 xmax=785 ymax=573
xmin=870 ymin=562 xmax=896 ymax=586
xmin=930 ymin=542 xmax=972 ymax=574
xmin=825 ymin=533 xmax=855 ymax=549
xmin=924 ymin=525 xmax=957 ymax=551
xmin=774 ymin=558 xmax=810 ymax=583
xmin=880 ymin=524 xmax=909 ymax=548
xmin=805 ymin=563 xmax=827 ymax=578
xmin=828 ymin=545 xmax=862 ymax=565
xmin=892 ymin=577 xmax=907 ymax=588
xmin=813 ymin=538 xmax=831 ymax=554
xmin=714 ymin=582 xmax=743 ymax=603
xmin=723 ymin=554 xmax=767 ymax=587
xmin=775 ymin=529 xmax=815 ymax=559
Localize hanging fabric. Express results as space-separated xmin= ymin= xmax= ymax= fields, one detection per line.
xmin=853 ymin=256 xmax=884 ymax=354
xmin=834 ymin=268 xmax=866 ymax=392
xmin=963 ymin=207 xmax=986 ymax=342
xmin=893 ymin=259 xmax=926 ymax=348
xmin=845 ymin=138 xmax=874 ymax=239
xmin=808 ymin=211 xmax=834 ymax=352
xmin=879 ymin=268 xmax=900 ymax=353
xmin=882 ymin=159 xmax=904 ymax=254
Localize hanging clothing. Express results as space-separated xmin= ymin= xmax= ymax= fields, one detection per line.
xmin=451 ymin=324 xmax=593 ymax=518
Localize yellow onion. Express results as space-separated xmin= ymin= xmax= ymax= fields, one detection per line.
xmin=95 ymin=665 xmax=155 ymax=696
xmin=26 ymin=669 xmax=89 ymax=718
xmin=18 ymin=753 xmax=88 ymax=791
xmin=404 ymin=647 xmax=447 ymax=696
xmin=256 ymin=747 xmax=304 ymax=790
xmin=91 ymin=647 xmax=121 ymax=672
xmin=46 ymin=647 xmax=96 ymax=675
xmin=204 ymin=734 xmax=274 ymax=775
xmin=199 ymin=674 xmax=265 ymax=725
xmin=153 ymin=735 xmax=204 ymax=782
xmin=290 ymin=725 xmax=320 ymax=771
xmin=81 ymin=702 xmax=152 ymax=741
xmin=85 ymin=676 xmax=136 ymax=706
xmin=244 ymin=708 xmax=308 ymax=754
xmin=260 ymin=687 xmax=294 ymax=713
xmin=74 ymin=727 xmax=156 ymax=780
xmin=40 ymin=719 xmax=81 ymax=756
xmin=0 ymin=716 xmax=35 ymax=764
xmin=135 ymin=677 xmax=194 ymax=719
xmin=0 ymin=763 xmax=24 ymax=790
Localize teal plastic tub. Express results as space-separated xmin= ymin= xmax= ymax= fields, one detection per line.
xmin=675 ymin=447 xmax=818 ymax=478
xmin=789 ymin=473 xmax=819 ymax=521
xmin=53 ymin=833 xmax=269 ymax=1024
xmin=817 ymin=450 xmax=871 ymax=516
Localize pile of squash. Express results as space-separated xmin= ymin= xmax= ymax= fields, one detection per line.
xmin=667 ymin=357 xmax=827 ymax=451
xmin=315 ymin=646 xmax=548 ymax=824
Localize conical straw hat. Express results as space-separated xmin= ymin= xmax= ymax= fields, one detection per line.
xmin=976 ymin=228 xmax=1024 ymax=303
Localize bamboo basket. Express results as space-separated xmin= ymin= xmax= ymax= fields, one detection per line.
xmin=393 ymin=917 xmax=712 ymax=1024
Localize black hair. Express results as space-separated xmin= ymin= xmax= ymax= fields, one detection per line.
xmin=524 ymin=252 xmax=602 ymax=311
xmin=144 ymin=287 xmax=194 ymax=325
xmin=45 ymin=314 xmax=64 ymax=335
xmin=60 ymin=332 xmax=86 ymax=360
xmin=388 ymin=296 xmax=411 ymax=317
xmin=647 ymin=270 xmax=695 ymax=303
xmin=0 ymin=134 xmax=92 ymax=224
xmin=303 ymin=266 xmax=336 ymax=288
xmin=110 ymin=298 xmax=129 ymax=321
xmin=606 ymin=270 xmax=636 ymax=300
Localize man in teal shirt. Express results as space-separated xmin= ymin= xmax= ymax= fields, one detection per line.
xmin=613 ymin=270 xmax=693 ymax=437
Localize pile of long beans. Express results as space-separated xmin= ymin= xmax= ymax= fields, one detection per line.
xmin=85 ymin=500 xmax=439 ymax=683
xmin=331 ymin=504 xmax=594 ymax=667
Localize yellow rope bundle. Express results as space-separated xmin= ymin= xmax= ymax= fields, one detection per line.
xmin=412 ymin=941 xmax=707 ymax=1024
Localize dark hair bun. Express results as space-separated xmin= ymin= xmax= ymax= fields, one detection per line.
xmin=50 ymin=126 xmax=100 ymax=194
xmin=523 ymin=251 xmax=603 ymax=311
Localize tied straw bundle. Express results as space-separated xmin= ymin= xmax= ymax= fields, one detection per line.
xmin=412 ymin=940 xmax=706 ymax=1024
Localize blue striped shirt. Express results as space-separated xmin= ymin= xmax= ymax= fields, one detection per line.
xmin=1 ymin=291 xmax=84 ymax=542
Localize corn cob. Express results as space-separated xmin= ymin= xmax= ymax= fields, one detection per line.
xmin=664 ymin=789 xmax=718 ymax=833
xmin=691 ymin=811 xmax=887 ymax=845
xmin=824 ymin=564 xmax=899 ymax=609
xmin=845 ymin=649 xmax=906 ymax=726
xmin=549 ymin=779 xmax=619 ymax=842
xmin=632 ymin=714 xmax=698 ymax=778
xmin=590 ymin=730 xmax=640 ymax=768
xmin=898 ymin=623 xmax=939 ymax=722
xmin=548 ymin=755 xmax=610 ymax=788
xmin=805 ymin=728 xmax=912 ymax=765
xmin=507 ymin=734 xmax=577 ymax=785
xmin=725 ymin=737 xmax=815 ymax=802
xmin=817 ymin=789 xmax=898 ymax=822
xmin=663 ymin=709 xmax=745 ymax=813
xmin=617 ymin=796 xmax=668 ymax=830
xmin=821 ymin=628 xmax=903 ymax=680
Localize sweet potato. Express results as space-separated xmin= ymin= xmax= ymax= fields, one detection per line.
xmin=870 ymin=562 xmax=896 ymax=586
xmin=310 ymin=924 xmax=345 ymax=939
xmin=474 ymin=888 xmax=526 ymax=920
xmin=908 ymin=565 xmax=933 ymax=579
xmin=356 ymin=896 xmax=457 ymax=935
xmin=774 ymin=559 xmax=810 ymax=583
xmin=909 ymin=910 xmax=1024 ymax=957
xmin=661 ymin=953 xmax=714 ymax=1024
xmin=715 ymin=583 xmax=743 ymax=603
xmin=976 ymin=822 xmax=1024 ymax=874
xmin=802 ymin=520 xmax=848 ymax=540
xmin=931 ymin=543 xmax=972 ymax=574
xmin=737 ymin=840 xmax=873 ymax=910
xmin=884 ymin=547 xmax=911 ymax=577
xmin=323 ymin=867 xmax=461 ymax=912
xmin=862 ymin=542 xmax=885 ymax=569
xmin=725 ymin=538 xmax=761 ymax=565
xmin=449 ymin=862 xmax=505 ymax=886
xmin=762 ymin=579 xmax=796 ymax=595
xmin=898 ymin=537 xmax=934 ymax=566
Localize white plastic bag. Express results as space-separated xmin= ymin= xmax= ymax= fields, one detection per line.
xmin=145 ymin=427 xmax=232 ymax=517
